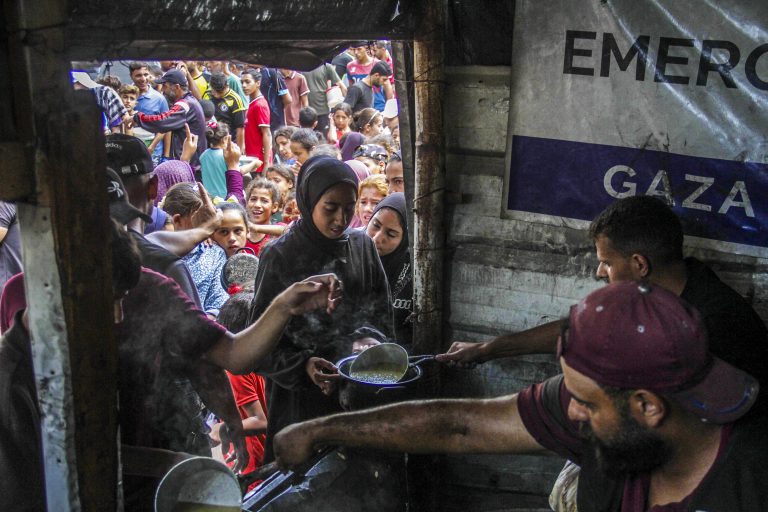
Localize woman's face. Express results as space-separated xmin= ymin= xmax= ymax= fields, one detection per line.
xmin=267 ymin=171 xmax=293 ymax=198
xmin=333 ymin=110 xmax=350 ymax=131
xmin=366 ymin=207 xmax=403 ymax=257
xmin=290 ymin=141 xmax=312 ymax=164
xmin=362 ymin=115 xmax=383 ymax=137
xmin=212 ymin=209 xmax=247 ymax=258
xmin=311 ymin=183 xmax=357 ymax=239
xmin=276 ymin=135 xmax=293 ymax=160
xmin=357 ymin=186 xmax=385 ymax=225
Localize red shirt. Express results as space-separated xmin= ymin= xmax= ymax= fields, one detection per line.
xmin=244 ymin=95 xmax=271 ymax=172
xmin=245 ymin=235 xmax=271 ymax=256
xmin=225 ymin=371 xmax=267 ymax=487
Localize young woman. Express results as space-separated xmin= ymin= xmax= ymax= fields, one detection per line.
xmin=350 ymin=174 xmax=387 ymax=229
xmin=352 ymin=107 xmax=383 ymax=138
xmin=248 ymin=155 xmax=393 ymax=462
xmin=366 ymin=192 xmax=413 ymax=347
xmin=288 ymin=128 xmax=319 ymax=175
xmin=162 ymin=182 xmax=229 ymax=317
xmin=211 ymin=202 xmax=249 ymax=258
xmin=329 ymin=103 xmax=352 ymax=145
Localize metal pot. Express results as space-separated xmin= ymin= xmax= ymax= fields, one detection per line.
xmin=336 ymin=354 xmax=423 ymax=411
xmin=154 ymin=457 xmax=242 ymax=512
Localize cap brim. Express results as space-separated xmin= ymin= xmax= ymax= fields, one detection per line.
xmin=673 ymin=357 xmax=760 ymax=423
xmin=110 ymin=202 xmax=153 ymax=225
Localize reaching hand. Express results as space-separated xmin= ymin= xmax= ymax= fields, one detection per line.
xmin=220 ymin=423 xmax=250 ymax=473
xmin=434 ymin=341 xmax=486 ymax=368
xmin=276 ymin=273 xmax=343 ymax=316
xmin=180 ymin=123 xmax=199 ymax=162
xmin=223 ymin=136 xmax=242 ymax=169
xmin=190 ymin=182 xmax=222 ymax=231
xmin=305 ymin=357 xmax=340 ymax=396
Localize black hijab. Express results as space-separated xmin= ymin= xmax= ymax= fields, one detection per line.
xmin=371 ymin=192 xmax=409 ymax=280
xmin=295 ymin=155 xmax=359 ymax=253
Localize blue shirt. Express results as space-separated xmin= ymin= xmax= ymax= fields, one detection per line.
xmin=259 ymin=68 xmax=289 ymax=130
xmin=182 ymin=244 xmax=229 ymax=317
xmin=136 ymin=88 xmax=169 ymax=160
xmin=199 ymin=148 xmax=229 ymax=199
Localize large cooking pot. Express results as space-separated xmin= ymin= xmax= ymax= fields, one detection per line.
xmin=155 ymin=457 xmax=242 ymax=512
xmin=336 ymin=354 xmax=423 ymax=411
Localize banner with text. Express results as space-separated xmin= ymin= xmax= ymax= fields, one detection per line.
xmin=503 ymin=0 xmax=768 ymax=254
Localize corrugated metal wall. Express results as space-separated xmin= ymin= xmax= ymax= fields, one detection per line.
xmin=435 ymin=65 xmax=768 ymax=511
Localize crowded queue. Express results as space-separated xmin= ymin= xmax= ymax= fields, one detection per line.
xmin=0 ymin=40 xmax=766 ymax=511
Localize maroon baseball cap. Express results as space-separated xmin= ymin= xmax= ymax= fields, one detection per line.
xmin=558 ymin=281 xmax=759 ymax=423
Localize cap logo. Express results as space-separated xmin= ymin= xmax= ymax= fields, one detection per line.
xmin=107 ymin=180 xmax=124 ymax=198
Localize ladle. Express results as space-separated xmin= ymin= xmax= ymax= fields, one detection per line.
xmin=349 ymin=343 xmax=436 ymax=384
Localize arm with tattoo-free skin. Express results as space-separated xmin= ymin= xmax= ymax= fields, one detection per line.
xmin=435 ymin=319 xmax=562 ymax=368
xmin=204 ymin=274 xmax=342 ymax=374
xmin=273 ymin=394 xmax=545 ymax=470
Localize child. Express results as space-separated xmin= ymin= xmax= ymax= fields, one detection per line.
xmin=288 ymin=128 xmax=319 ymax=176
xmin=211 ymin=202 xmax=249 ymax=258
xmin=244 ymin=178 xmax=285 ymax=256
xmin=265 ymin=164 xmax=295 ymax=221
xmin=199 ymin=123 xmax=231 ymax=200
xmin=329 ymin=103 xmax=353 ymax=145
xmin=353 ymin=144 xmax=389 ymax=174
xmin=281 ymin=190 xmax=299 ymax=224
xmin=118 ymin=84 xmax=139 ymax=135
xmin=351 ymin=107 xmax=383 ymax=138
xmin=350 ymin=174 xmax=388 ymax=229
xmin=211 ymin=292 xmax=269 ymax=490
xmin=273 ymin=126 xmax=297 ymax=166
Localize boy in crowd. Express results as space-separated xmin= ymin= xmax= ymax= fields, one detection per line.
xmin=204 ymin=72 xmax=247 ymax=149
xmin=119 ymin=84 xmax=140 ymax=135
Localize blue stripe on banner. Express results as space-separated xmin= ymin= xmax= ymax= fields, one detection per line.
xmin=507 ymin=135 xmax=768 ymax=248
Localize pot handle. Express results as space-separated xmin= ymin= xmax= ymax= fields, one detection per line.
xmin=408 ymin=355 xmax=436 ymax=366
xmin=375 ymin=385 xmax=407 ymax=395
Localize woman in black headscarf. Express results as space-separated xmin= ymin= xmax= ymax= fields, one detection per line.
xmin=248 ymin=155 xmax=393 ymax=462
xmin=366 ymin=193 xmax=413 ymax=347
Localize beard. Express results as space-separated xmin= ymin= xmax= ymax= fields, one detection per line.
xmin=580 ymin=405 xmax=673 ymax=476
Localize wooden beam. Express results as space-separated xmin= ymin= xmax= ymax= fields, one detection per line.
xmin=6 ymin=0 xmax=119 ymax=509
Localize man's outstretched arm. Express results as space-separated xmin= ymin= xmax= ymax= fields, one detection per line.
xmin=273 ymin=393 xmax=546 ymax=471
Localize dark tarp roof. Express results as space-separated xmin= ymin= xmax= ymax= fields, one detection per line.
xmin=445 ymin=0 xmax=514 ymax=66
xmin=66 ymin=0 xmax=420 ymax=70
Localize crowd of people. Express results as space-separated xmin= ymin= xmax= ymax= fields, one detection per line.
xmin=0 ymin=39 xmax=766 ymax=512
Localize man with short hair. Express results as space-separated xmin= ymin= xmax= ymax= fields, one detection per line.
xmin=279 ymin=69 xmax=310 ymax=128
xmin=128 ymin=62 xmax=169 ymax=165
xmin=438 ymin=196 xmax=768 ymax=395
xmin=204 ymin=72 xmax=247 ymax=148
xmin=302 ymin=62 xmax=347 ymax=135
xmin=132 ymin=69 xmax=207 ymax=173
xmin=372 ymin=41 xmax=396 ymax=110
xmin=343 ymin=61 xmax=392 ymax=114
xmin=384 ymin=152 xmax=404 ymax=194
xmin=274 ymin=281 xmax=767 ymax=511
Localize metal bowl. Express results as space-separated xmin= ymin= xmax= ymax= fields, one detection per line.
xmin=336 ymin=354 xmax=422 ymax=387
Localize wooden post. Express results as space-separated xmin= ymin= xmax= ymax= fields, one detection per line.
xmin=3 ymin=1 xmax=119 ymax=510
xmin=408 ymin=0 xmax=446 ymax=510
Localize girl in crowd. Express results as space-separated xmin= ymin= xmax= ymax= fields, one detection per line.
xmin=211 ymin=202 xmax=249 ymax=258
xmin=162 ymin=182 xmax=229 ymax=317
xmin=281 ymin=191 xmax=299 ymax=224
xmin=352 ymin=107 xmax=383 ymax=138
xmin=350 ymin=174 xmax=387 ymax=229
xmin=199 ymin=122 xmax=231 ymax=200
xmin=266 ymin=164 xmax=295 ymax=223
xmin=248 ymin=155 xmax=393 ymax=462
xmin=244 ymin=178 xmax=284 ymax=256
xmin=339 ymin=131 xmax=365 ymax=162
xmin=273 ymin=126 xmax=297 ymax=166
xmin=329 ymin=103 xmax=352 ymax=145
xmin=366 ymin=192 xmax=413 ymax=347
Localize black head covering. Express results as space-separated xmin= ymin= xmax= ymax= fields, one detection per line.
xmin=295 ymin=155 xmax=359 ymax=252
xmin=370 ymin=192 xmax=409 ymax=278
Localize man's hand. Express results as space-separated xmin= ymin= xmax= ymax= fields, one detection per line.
xmin=220 ymin=423 xmax=250 ymax=473
xmin=180 ymin=123 xmax=199 ymax=163
xmin=274 ymin=422 xmax=321 ymax=472
xmin=305 ymin=357 xmax=340 ymax=396
xmin=274 ymin=273 xmax=342 ymax=316
xmin=223 ymin=136 xmax=242 ymax=169
xmin=434 ymin=341 xmax=487 ymax=368
xmin=190 ymin=182 xmax=222 ymax=232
